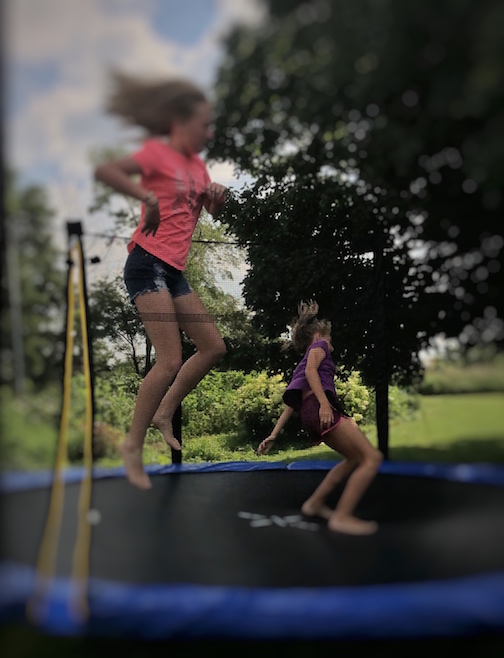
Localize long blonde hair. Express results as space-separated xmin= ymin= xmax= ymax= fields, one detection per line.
xmin=289 ymin=300 xmax=332 ymax=353
xmin=105 ymin=70 xmax=208 ymax=135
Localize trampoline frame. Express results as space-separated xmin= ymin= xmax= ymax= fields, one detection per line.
xmin=1 ymin=459 xmax=504 ymax=641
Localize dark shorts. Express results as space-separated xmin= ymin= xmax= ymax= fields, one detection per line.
xmin=123 ymin=244 xmax=192 ymax=304
xmin=300 ymin=393 xmax=347 ymax=445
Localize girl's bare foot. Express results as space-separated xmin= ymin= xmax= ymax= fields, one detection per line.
xmin=119 ymin=441 xmax=152 ymax=490
xmin=328 ymin=515 xmax=378 ymax=535
xmin=301 ymin=501 xmax=333 ymax=521
xmin=152 ymin=414 xmax=181 ymax=451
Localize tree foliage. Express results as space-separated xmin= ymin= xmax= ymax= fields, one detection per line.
xmin=1 ymin=171 xmax=66 ymax=388
xmin=88 ymin=276 xmax=147 ymax=375
xmin=219 ymin=152 xmax=423 ymax=384
xmin=208 ymin=0 xmax=504 ymax=384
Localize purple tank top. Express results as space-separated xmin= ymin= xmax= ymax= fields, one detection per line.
xmin=283 ymin=339 xmax=336 ymax=411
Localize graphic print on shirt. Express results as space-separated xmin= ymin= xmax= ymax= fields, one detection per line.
xmin=173 ymin=168 xmax=187 ymax=210
xmin=172 ymin=168 xmax=204 ymax=213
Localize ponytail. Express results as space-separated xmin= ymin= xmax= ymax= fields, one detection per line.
xmin=289 ymin=300 xmax=331 ymax=353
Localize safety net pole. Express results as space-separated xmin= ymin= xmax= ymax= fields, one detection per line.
xmin=26 ymin=221 xmax=95 ymax=628
xmin=373 ymin=231 xmax=389 ymax=459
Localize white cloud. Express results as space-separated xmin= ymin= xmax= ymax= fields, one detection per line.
xmin=7 ymin=2 xmax=190 ymax=177
xmin=45 ymin=178 xmax=103 ymax=246
xmin=215 ymin=0 xmax=266 ymax=33
xmin=7 ymin=0 xmax=261 ymax=175
xmin=207 ymin=160 xmax=242 ymax=186
xmin=8 ymin=0 xmax=157 ymax=65
xmin=9 ymin=86 xmax=103 ymax=176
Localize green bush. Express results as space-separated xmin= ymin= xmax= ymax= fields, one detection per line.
xmin=156 ymin=367 xmax=373 ymax=447
xmin=335 ymin=369 xmax=371 ymax=423
xmin=1 ymin=365 xmax=420 ymax=469
xmin=0 ymin=363 xmax=423 ymax=470
xmin=0 ymin=384 xmax=60 ymax=470
xmin=336 ymin=369 xmax=419 ymax=424
xmin=67 ymin=371 xmax=141 ymax=462
xmin=389 ymin=385 xmax=420 ymax=418
xmin=235 ymin=371 xmax=287 ymax=442
xmin=182 ymin=370 xmax=246 ymax=437
xmin=181 ymin=434 xmax=229 ymax=462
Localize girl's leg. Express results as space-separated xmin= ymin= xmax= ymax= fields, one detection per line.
xmin=120 ymin=290 xmax=183 ymax=490
xmin=323 ymin=418 xmax=383 ymax=534
xmin=152 ymin=290 xmax=226 ymax=446
xmin=301 ymin=458 xmax=358 ymax=520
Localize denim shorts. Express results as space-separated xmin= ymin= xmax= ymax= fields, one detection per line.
xmin=123 ymin=244 xmax=192 ymax=303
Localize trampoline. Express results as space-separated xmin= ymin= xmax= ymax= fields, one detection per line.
xmin=2 ymin=225 xmax=504 ymax=643
xmin=1 ymin=459 xmax=504 ymax=641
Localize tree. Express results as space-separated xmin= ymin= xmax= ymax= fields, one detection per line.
xmin=88 ymin=276 xmax=147 ymax=375
xmin=1 ymin=171 xmax=66 ymax=390
xmin=221 ymin=154 xmax=422 ymax=385
xmin=208 ymin=0 xmax=504 ymax=375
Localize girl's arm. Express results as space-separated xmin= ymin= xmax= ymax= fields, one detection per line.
xmin=94 ymin=158 xmax=160 ymax=236
xmin=94 ymin=157 xmax=154 ymax=203
xmin=305 ymin=347 xmax=334 ymax=429
xmin=256 ymin=405 xmax=294 ymax=455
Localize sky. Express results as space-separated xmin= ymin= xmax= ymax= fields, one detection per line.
xmin=5 ymin=0 xmax=265 ymax=290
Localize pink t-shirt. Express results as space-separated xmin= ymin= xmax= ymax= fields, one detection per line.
xmin=128 ymin=138 xmax=211 ymax=270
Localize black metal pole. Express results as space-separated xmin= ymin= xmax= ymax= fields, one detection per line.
xmin=67 ymin=220 xmax=96 ymax=460
xmin=170 ymin=328 xmax=183 ymax=464
xmin=171 ymin=404 xmax=182 ymax=464
xmin=373 ymin=232 xmax=389 ymax=459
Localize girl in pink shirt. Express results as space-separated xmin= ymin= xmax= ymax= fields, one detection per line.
xmin=95 ymin=72 xmax=227 ymax=490
xmin=257 ymin=301 xmax=383 ymax=535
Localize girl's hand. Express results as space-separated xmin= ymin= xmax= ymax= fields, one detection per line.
xmin=141 ymin=199 xmax=160 ymax=237
xmin=204 ymin=183 xmax=227 ymax=215
xmin=319 ymin=402 xmax=334 ymax=430
xmin=205 ymin=182 xmax=227 ymax=204
xmin=257 ymin=435 xmax=276 ymax=456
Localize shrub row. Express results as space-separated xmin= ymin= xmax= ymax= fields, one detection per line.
xmin=1 ymin=369 xmax=419 ymax=467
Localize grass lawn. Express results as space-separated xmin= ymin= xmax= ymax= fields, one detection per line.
xmin=387 ymin=392 xmax=504 ymax=462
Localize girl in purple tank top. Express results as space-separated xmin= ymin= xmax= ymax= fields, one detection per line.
xmin=257 ymin=300 xmax=383 ymax=536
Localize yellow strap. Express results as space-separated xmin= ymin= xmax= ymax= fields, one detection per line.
xmin=27 ymin=237 xmax=94 ymax=625
xmin=26 ymin=243 xmax=78 ymax=622
xmin=68 ymin=239 xmax=94 ymax=621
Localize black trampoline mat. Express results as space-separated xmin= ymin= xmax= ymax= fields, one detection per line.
xmin=2 ymin=470 xmax=504 ymax=588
